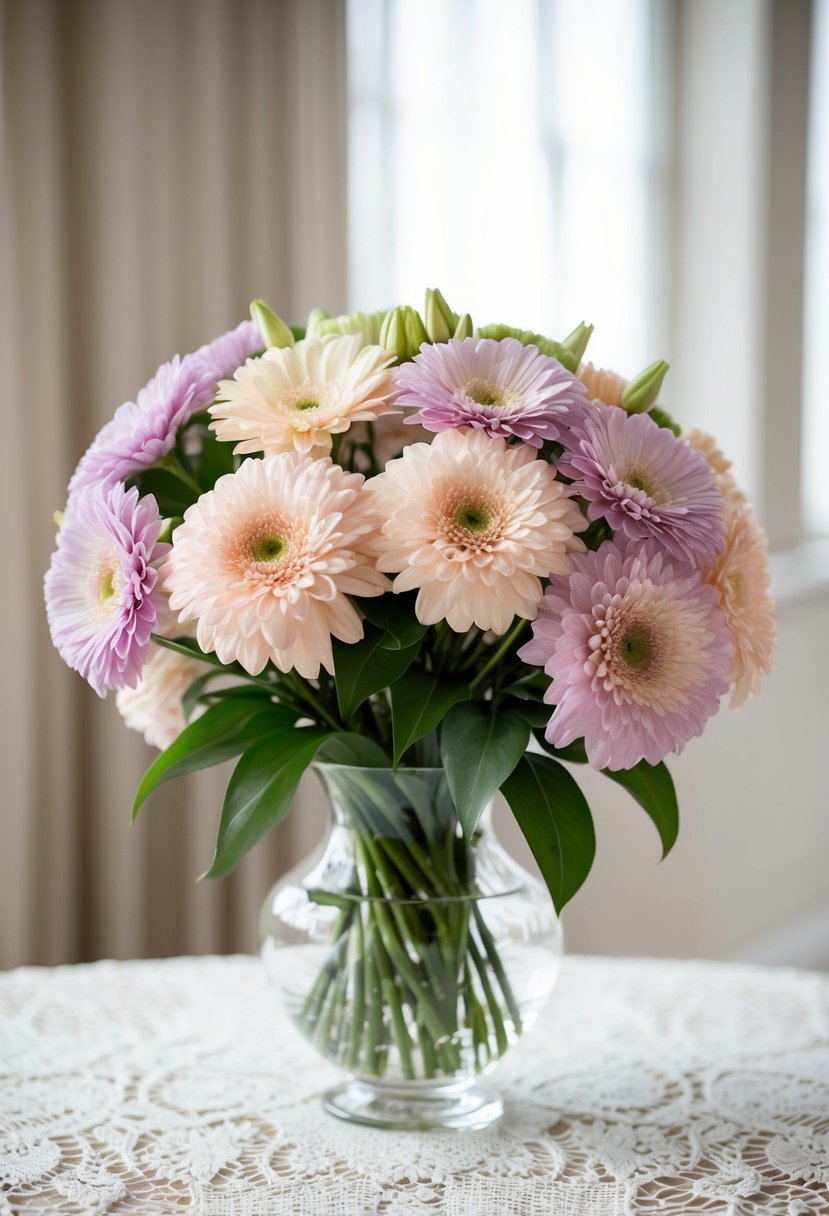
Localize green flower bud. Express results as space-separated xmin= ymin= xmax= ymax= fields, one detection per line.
xmin=424 ymin=288 xmax=457 ymax=343
xmin=316 ymin=310 xmax=386 ymax=345
xmin=559 ymin=321 xmax=594 ymax=367
xmin=305 ymin=307 xmax=328 ymax=339
xmin=453 ymin=312 xmax=473 ymax=340
xmin=249 ymin=299 xmax=295 ymax=349
xmin=403 ymin=306 xmax=428 ymax=354
xmin=379 ymin=307 xmax=406 ymax=358
xmin=621 ymin=359 xmax=670 ymax=414
xmin=53 ymin=509 xmax=64 ymax=529
xmin=476 ymin=324 xmax=577 ymax=371
xmin=647 ymin=405 xmax=682 ymax=436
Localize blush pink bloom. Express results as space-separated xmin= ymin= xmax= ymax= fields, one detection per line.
xmin=365 ymin=427 xmax=586 ymax=634
xmin=116 ymin=643 xmax=208 ymax=750
xmin=559 ymin=405 xmax=726 ymax=567
xmin=704 ymin=502 xmax=775 ymax=707
xmin=394 ymin=336 xmax=587 ymax=448
xmin=44 ymin=483 xmax=169 ymax=696
xmin=164 ymin=453 xmax=388 ymax=678
xmin=577 ymin=362 xmax=627 ymax=407
xmin=519 ymin=538 xmax=733 ymax=770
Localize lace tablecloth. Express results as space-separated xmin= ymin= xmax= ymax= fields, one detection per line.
xmin=1 ymin=953 xmax=828 ymax=1215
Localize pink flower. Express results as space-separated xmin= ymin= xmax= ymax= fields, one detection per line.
xmin=68 ymin=320 xmax=263 ymax=497
xmin=164 ymin=453 xmax=388 ymax=678
xmin=519 ymin=538 xmax=733 ymax=770
xmin=559 ymin=406 xmax=726 ymax=567
xmin=394 ymin=337 xmax=587 ymax=447
xmin=44 ymin=483 xmax=169 ymax=696
xmin=365 ymin=427 xmax=586 ymax=634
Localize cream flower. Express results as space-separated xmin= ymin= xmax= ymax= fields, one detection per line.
xmin=165 ymin=453 xmax=388 ymax=677
xmin=365 ymin=428 xmax=586 ymax=634
xmin=116 ymin=643 xmax=209 ymax=750
xmin=577 ymin=362 xmax=628 ymax=407
xmin=209 ymin=334 xmax=396 ymax=456
xmin=705 ymin=502 xmax=775 ymax=707
xmin=685 ymin=428 xmax=746 ymax=505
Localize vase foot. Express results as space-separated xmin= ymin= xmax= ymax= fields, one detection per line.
xmin=322 ymin=1076 xmax=504 ymax=1131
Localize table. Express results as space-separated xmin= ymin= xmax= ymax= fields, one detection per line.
xmin=1 ymin=954 xmax=828 ymax=1215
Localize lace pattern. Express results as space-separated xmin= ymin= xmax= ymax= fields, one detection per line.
xmin=1 ymin=954 xmax=828 ymax=1214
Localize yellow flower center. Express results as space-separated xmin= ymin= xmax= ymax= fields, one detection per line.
xmin=453 ymin=502 xmax=492 ymax=534
xmin=250 ymin=533 xmax=288 ymax=563
xmin=464 ymin=378 xmax=504 ymax=409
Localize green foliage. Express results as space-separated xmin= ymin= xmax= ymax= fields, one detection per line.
xmin=501 ymin=753 xmax=596 ymax=914
xmin=439 ymin=702 xmax=529 ymax=837
xmin=533 ymin=731 xmax=589 ymax=764
xmin=132 ymin=698 xmax=298 ymax=820
xmin=316 ymin=733 xmax=391 ymax=767
xmin=203 ymin=726 xmax=330 ymax=878
xmin=390 ymin=671 xmax=469 ymax=769
xmin=332 ymin=624 xmax=420 ymax=720
xmin=476 ymin=324 xmax=579 ymax=372
xmin=358 ymin=593 xmax=428 ymax=651
xmin=604 ymin=759 xmax=679 ymax=857
xmin=127 ymin=468 xmax=193 ymax=518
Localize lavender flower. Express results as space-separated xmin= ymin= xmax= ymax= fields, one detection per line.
xmin=44 ymin=483 xmax=169 ymax=696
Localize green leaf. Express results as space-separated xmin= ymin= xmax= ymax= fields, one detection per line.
xmin=316 ymin=732 xmax=390 ymax=767
xmin=193 ymin=425 xmax=236 ymax=490
xmin=501 ymin=753 xmax=596 ymax=914
xmin=332 ymin=624 xmax=420 ymax=720
xmin=203 ymin=727 xmax=330 ymax=879
xmin=358 ymin=593 xmax=428 ymax=651
xmin=391 ymin=672 xmax=469 ymax=769
xmin=127 ymin=468 xmax=195 ymax=517
xmin=181 ymin=670 xmax=223 ymax=722
xmin=533 ymin=731 xmax=589 ymax=764
xmin=439 ymin=702 xmax=529 ymax=837
xmin=603 ymin=760 xmax=679 ymax=858
xmin=132 ymin=699 xmax=297 ymax=820
xmin=502 ymin=695 xmax=550 ymax=729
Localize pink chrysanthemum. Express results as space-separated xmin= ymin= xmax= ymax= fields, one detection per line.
xmin=705 ymin=502 xmax=775 ymax=707
xmin=44 ymin=483 xmax=169 ymax=697
xmin=209 ymin=334 xmax=396 ymax=457
xmin=559 ymin=406 xmax=726 ymax=566
xmin=519 ymin=538 xmax=733 ymax=770
xmin=365 ymin=428 xmax=586 ymax=634
xmin=164 ymin=453 xmax=388 ymax=678
xmin=68 ymin=321 xmax=263 ymax=498
xmin=116 ymin=643 xmax=208 ymax=750
xmin=394 ymin=336 xmax=587 ymax=448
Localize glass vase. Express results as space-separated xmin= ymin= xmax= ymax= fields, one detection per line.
xmin=259 ymin=764 xmax=562 ymax=1131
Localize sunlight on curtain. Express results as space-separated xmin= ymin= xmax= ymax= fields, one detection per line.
xmin=347 ymin=0 xmax=668 ymax=373
xmin=803 ymin=0 xmax=829 ymax=537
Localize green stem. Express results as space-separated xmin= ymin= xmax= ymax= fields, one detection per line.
xmin=159 ymin=452 xmax=205 ymax=498
xmin=473 ymin=903 xmax=523 ymax=1032
xmin=279 ymin=669 xmax=342 ymax=732
xmin=468 ymin=618 xmax=529 ymax=693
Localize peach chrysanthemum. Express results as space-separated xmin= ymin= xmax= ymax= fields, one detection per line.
xmin=685 ymin=428 xmax=746 ymax=506
xmin=165 ymin=453 xmax=388 ymax=677
xmin=577 ymin=362 xmax=627 ymax=408
xmin=704 ymin=502 xmax=775 ymax=707
xmin=209 ymin=334 xmax=396 ymax=457
xmin=365 ymin=428 xmax=586 ymax=634
xmin=116 ymin=643 xmax=208 ymax=750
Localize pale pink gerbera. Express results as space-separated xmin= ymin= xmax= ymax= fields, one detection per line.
xmin=559 ymin=406 xmax=726 ymax=566
xmin=705 ymin=502 xmax=775 ymax=707
xmin=519 ymin=538 xmax=733 ymax=770
xmin=365 ymin=428 xmax=586 ymax=634
xmin=209 ymin=334 xmax=396 ymax=457
xmin=116 ymin=643 xmax=209 ymax=750
xmin=165 ymin=453 xmax=388 ymax=678
xmin=578 ymin=362 xmax=627 ymax=407
xmin=44 ymin=483 xmax=169 ymax=696
xmin=394 ymin=336 xmax=587 ymax=447
xmin=685 ymin=428 xmax=746 ymax=507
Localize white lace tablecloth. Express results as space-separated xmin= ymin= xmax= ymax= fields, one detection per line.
xmin=1 ymin=954 xmax=828 ymax=1216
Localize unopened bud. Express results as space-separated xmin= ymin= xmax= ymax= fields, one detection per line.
xmin=621 ymin=359 xmax=670 ymax=414
xmin=250 ymin=299 xmax=295 ymax=349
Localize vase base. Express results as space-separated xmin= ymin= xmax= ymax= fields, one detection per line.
xmin=322 ymin=1076 xmax=504 ymax=1131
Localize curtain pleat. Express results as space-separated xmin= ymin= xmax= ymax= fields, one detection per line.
xmin=0 ymin=0 xmax=345 ymax=968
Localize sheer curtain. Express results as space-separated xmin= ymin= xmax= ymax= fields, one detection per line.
xmin=0 ymin=0 xmax=346 ymax=968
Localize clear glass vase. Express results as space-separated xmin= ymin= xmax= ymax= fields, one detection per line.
xmin=259 ymin=764 xmax=563 ymax=1131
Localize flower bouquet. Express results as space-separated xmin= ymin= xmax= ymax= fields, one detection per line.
xmin=45 ymin=291 xmax=774 ymax=1129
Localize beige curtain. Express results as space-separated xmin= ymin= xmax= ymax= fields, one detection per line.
xmin=0 ymin=0 xmax=346 ymax=969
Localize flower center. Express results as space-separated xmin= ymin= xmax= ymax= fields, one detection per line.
xmin=98 ymin=568 xmax=116 ymax=603
xmin=281 ymin=381 xmax=328 ymax=414
xmin=621 ymin=463 xmax=668 ymax=504
xmin=464 ymin=378 xmax=504 ymax=409
xmin=617 ymin=622 xmax=655 ymax=671
xmin=293 ymin=399 xmax=320 ymax=412
xmin=453 ymin=502 xmax=492 ymax=534
xmin=250 ymin=532 xmax=288 ymax=563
